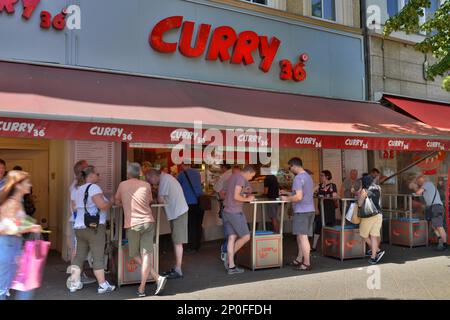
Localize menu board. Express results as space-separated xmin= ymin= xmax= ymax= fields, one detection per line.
xmin=74 ymin=141 xmax=115 ymax=197
xmin=322 ymin=149 xmax=343 ymax=193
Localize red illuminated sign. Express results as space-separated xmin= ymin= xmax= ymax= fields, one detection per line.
xmin=0 ymin=0 xmax=67 ymax=30
xmin=149 ymin=16 xmax=308 ymax=82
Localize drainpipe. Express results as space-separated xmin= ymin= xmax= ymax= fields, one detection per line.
xmin=360 ymin=0 xmax=372 ymax=101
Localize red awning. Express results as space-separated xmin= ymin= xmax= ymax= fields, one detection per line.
xmin=0 ymin=61 xmax=449 ymax=151
xmin=384 ymin=95 xmax=450 ymax=130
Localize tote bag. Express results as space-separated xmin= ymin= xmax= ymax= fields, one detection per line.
xmin=11 ymin=239 xmax=51 ymax=291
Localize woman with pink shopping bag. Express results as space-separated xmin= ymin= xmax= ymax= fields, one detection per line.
xmin=0 ymin=170 xmax=43 ymax=300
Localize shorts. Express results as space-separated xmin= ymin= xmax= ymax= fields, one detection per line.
xmin=359 ymin=214 xmax=382 ymax=238
xmin=432 ymin=215 xmax=444 ymax=228
xmin=292 ymin=212 xmax=315 ymax=236
xmin=223 ymin=211 xmax=250 ymax=238
xmin=170 ymin=212 xmax=188 ymax=245
xmin=73 ymin=225 xmax=106 ymax=270
xmin=127 ymin=222 xmax=155 ymax=258
xmin=266 ymin=203 xmax=279 ymax=219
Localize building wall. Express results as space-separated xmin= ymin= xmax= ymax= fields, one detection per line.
xmin=0 ymin=0 xmax=366 ymax=100
xmin=369 ymin=36 xmax=450 ymax=102
xmin=223 ymin=0 xmax=361 ymax=28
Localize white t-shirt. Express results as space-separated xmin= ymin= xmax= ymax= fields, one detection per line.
xmin=69 ymin=180 xmax=77 ymax=223
xmin=71 ymin=183 xmax=107 ymax=229
xmin=158 ymin=173 xmax=188 ymax=221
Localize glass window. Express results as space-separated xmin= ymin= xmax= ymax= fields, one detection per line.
xmin=312 ymin=0 xmax=336 ymax=21
xmin=242 ymin=0 xmax=269 ymax=5
xmin=427 ymin=0 xmax=440 ymax=19
xmin=387 ymin=0 xmax=399 ymax=17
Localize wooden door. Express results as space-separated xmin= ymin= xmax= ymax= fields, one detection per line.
xmin=0 ymin=150 xmax=49 ymax=228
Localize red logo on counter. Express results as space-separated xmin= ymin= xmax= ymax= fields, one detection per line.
xmin=149 ymin=16 xmax=308 ymax=82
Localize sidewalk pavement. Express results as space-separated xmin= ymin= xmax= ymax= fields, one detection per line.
xmin=32 ymin=236 xmax=450 ymax=300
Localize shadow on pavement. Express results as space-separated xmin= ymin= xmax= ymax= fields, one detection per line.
xmin=34 ymin=235 xmax=448 ymax=300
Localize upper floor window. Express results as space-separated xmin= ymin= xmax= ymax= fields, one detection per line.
xmin=312 ymin=0 xmax=336 ymax=21
xmin=387 ymin=0 xmax=441 ymax=35
xmin=388 ymin=0 xmax=440 ymax=21
xmin=242 ymin=0 xmax=273 ymax=7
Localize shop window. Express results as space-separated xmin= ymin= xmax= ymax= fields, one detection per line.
xmin=311 ymin=0 xmax=336 ymax=21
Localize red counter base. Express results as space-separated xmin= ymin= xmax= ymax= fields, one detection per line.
xmin=322 ymin=227 xmax=365 ymax=260
xmin=390 ymin=220 xmax=428 ymax=248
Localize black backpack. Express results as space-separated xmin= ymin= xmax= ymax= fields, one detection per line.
xmin=84 ymin=184 xmax=101 ymax=229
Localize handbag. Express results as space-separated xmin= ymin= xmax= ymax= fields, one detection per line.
xmin=425 ymin=188 xmax=444 ymax=221
xmin=11 ymin=238 xmax=51 ymax=291
xmin=357 ymin=192 xmax=379 ymax=218
xmin=84 ymin=184 xmax=101 ymax=229
xmin=183 ymin=171 xmax=211 ymax=211
xmin=345 ymin=202 xmax=361 ymax=224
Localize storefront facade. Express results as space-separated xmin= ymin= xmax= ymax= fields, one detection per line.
xmin=1 ymin=0 xmax=449 ymax=259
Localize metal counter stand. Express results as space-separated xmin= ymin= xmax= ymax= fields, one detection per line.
xmin=383 ymin=194 xmax=428 ymax=248
xmin=240 ymin=199 xmax=288 ymax=271
xmin=109 ymin=204 xmax=167 ymax=287
xmin=321 ymin=197 xmax=365 ymax=261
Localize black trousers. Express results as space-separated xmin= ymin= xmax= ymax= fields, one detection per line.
xmin=187 ymin=204 xmax=204 ymax=251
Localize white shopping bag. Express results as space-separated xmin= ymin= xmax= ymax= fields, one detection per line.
xmin=345 ymin=202 xmax=356 ymax=222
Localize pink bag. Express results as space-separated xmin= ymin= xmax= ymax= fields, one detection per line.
xmin=11 ymin=240 xmax=51 ymax=292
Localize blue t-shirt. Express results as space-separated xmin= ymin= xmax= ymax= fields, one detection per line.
xmin=292 ymin=172 xmax=315 ymax=213
xmin=177 ymin=168 xmax=203 ymax=205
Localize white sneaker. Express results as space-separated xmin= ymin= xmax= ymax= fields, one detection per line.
xmin=155 ymin=276 xmax=167 ymax=296
xmin=69 ymin=281 xmax=83 ymax=293
xmin=98 ymin=281 xmax=116 ymax=294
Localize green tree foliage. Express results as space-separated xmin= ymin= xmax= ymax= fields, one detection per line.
xmin=384 ymin=0 xmax=450 ymax=92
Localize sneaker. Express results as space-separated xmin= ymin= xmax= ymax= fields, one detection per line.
xmin=223 ymin=253 xmax=229 ymax=270
xmin=165 ymin=269 xmax=183 ymax=280
xmin=366 ymin=249 xmax=372 ymax=257
xmin=436 ymin=243 xmax=446 ymax=251
xmin=155 ymin=276 xmax=167 ymax=295
xmin=81 ymin=272 xmax=96 ymax=285
xmin=228 ymin=266 xmax=244 ymax=275
xmin=69 ymin=281 xmax=83 ymax=293
xmin=220 ymin=252 xmax=226 ymax=262
xmin=98 ymin=281 xmax=116 ymax=294
xmin=136 ymin=291 xmax=146 ymax=298
xmin=368 ymin=258 xmax=377 ymax=265
xmin=162 ymin=268 xmax=175 ymax=277
xmin=375 ymin=250 xmax=385 ymax=263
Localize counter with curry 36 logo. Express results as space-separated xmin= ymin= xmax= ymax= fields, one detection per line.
xmin=109 ymin=204 xmax=169 ymax=287
xmin=322 ymin=198 xmax=366 ymax=261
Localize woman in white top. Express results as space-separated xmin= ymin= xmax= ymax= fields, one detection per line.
xmin=0 ymin=171 xmax=41 ymax=300
xmin=70 ymin=165 xmax=115 ymax=294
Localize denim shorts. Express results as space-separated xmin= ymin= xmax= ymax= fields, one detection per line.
xmin=0 ymin=235 xmax=23 ymax=297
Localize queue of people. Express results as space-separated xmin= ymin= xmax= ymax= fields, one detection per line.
xmin=1 ymin=155 xmax=448 ymax=299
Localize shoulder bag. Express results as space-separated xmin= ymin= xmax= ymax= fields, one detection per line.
xmin=425 ymin=188 xmax=444 ymax=221
xmin=84 ymin=184 xmax=101 ymax=229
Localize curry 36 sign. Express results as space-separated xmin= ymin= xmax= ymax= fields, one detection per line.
xmin=149 ymin=16 xmax=309 ymax=82
xmin=0 ymin=0 xmax=81 ymax=30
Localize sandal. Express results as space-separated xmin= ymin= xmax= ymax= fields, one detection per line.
xmin=293 ymin=263 xmax=312 ymax=271
xmin=286 ymin=258 xmax=303 ymax=267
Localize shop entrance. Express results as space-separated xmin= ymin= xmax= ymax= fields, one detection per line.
xmin=0 ymin=145 xmax=49 ymax=229
xmin=0 ymin=137 xmax=67 ymax=252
